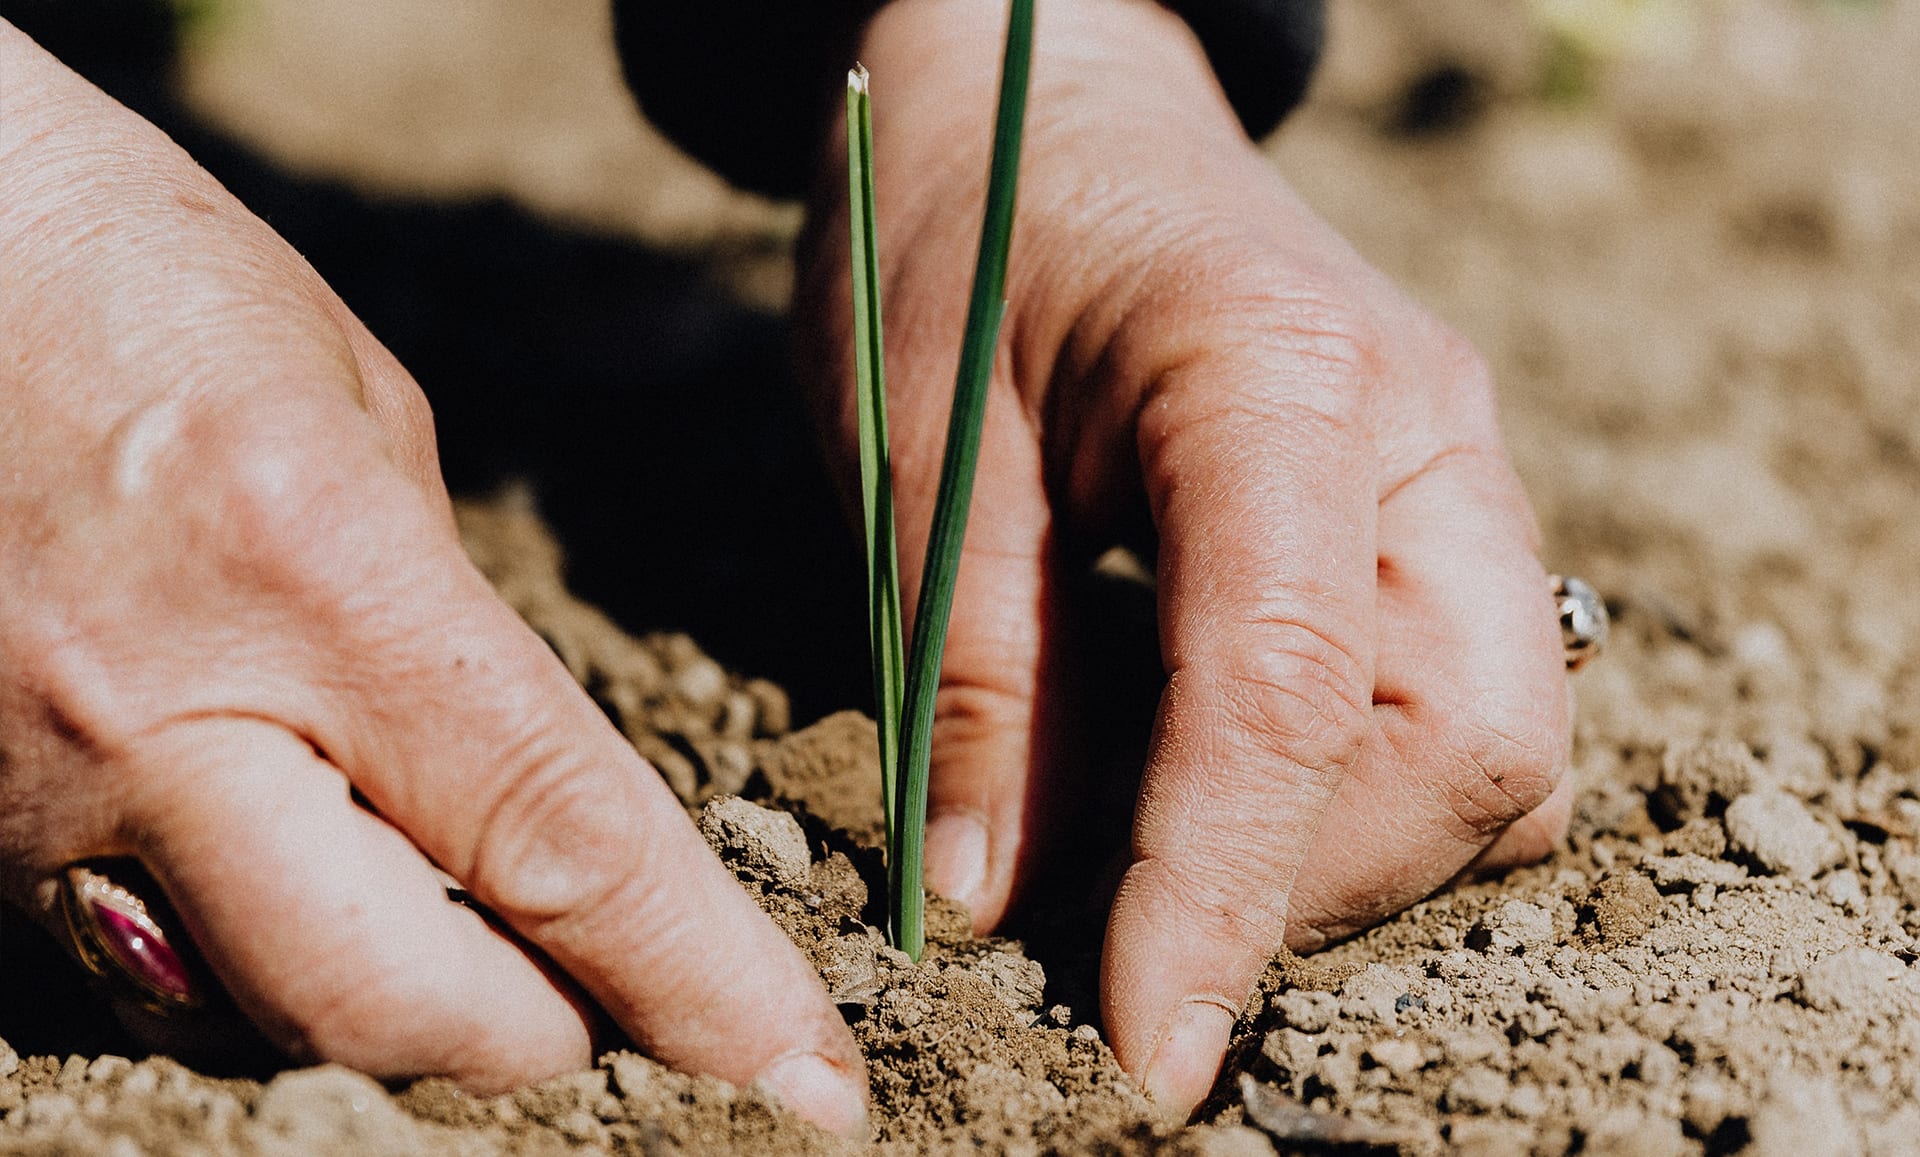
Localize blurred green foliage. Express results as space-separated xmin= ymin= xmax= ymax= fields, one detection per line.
xmin=169 ymin=0 xmax=228 ymax=40
xmin=1530 ymin=0 xmax=1880 ymax=105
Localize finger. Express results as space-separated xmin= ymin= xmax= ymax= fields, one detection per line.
xmin=1283 ymin=447 xmax=1571 ymax=949
xmin=310 ymin=531 xmax=869 ymax=1136
xmin=122 ymin=716 xmax=592 ymax=1091
xmin=1101 ymin=323 xmax=1380 ymax=1117
xmin=888 ymin=381 xmax=1058 ymax=930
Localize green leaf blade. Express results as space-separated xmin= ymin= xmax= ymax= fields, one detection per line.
xmin=891 ymin=0 xmax=1035 ymax=961
xmin=847 ymin=66 xmax=906 ymax=864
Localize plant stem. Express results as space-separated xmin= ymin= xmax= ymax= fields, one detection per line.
xmin=846 ymin=66 xmax=906 ymax=862
xmin=890 ymin=0 xmax=1035 ymax=961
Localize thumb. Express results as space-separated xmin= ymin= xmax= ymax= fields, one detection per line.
xmin=901 ymin=385 xmax=1059 ymax=930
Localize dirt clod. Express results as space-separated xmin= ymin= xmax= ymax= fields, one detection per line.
xmin=699 ymin=795 xmax=813 ymax=891
xmin=1467 ymin=900 xmax=1556 ymax=956
xmin=1724 ymin=789 xmax=1844 ymax=880
xmin=1654 ymin=739 xmax=1761 ymax=825
xmin=1796 ymin=946 xmax=1910 ymax=1013
xmin=1587 ymin=870 xmax=1664 ymax=946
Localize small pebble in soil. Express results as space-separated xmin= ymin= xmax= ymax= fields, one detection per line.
xmin=1589 ymin=1108 xmax=1688 ymax=1157
xmin=251 ymin=1067 xmax=423 ymax=1153
xmin=1796 ymin=946 xmax=1908 ymax=1012
xmin=718 ymin=690 xmax=758 ymax=740
xmin=1272 ymin=990 xmax=1339 ymax=1033
xmin=1723 ymin=788 xmax=1842 ymax=880
xmin=1443 ymin=1065 xmax=1510 ymax=1114
xmin=1586 ymin=870 xmax=1663 ymax=945
xmin=1467 ymin=899 xmax=1555 ymax=955
xmin=1820 ymin=867 xmax=1866 ymax=914
xmin=743 ymin=677 xmax=790 ymax=736
xmin=692 ymin=737 xmax=755 ymax=797
xmin=1236 ymin=1073 xmax=1414 ymax=1149
xmin=1509 ymin=1083 xmax=1553 ymax=1122
xmin=1340 ymin=965 xmax=1423 ymax=1022
xmin=697 ymin=795 xmax=812 ymax=889
xmin=1176 ymin=1123 xmax=1283 ymax=1157
xmin=969 ymin=951 xmax=1046 ymax=1018
xmin=818 ymin=935 xmax=883 ymax=1006
xmin=1364 ymin=1037 xmax=1425 ymax=1079
xmin=1655 ymin=738 xmax=1761 ymax=824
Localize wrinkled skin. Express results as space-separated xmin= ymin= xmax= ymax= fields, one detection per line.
xmin=797 ymin=0 xmax=1570 ymax=1114
xmin=0 ymin=19 xmax=866 ymax=1138
xmin=0 ymin=0 xmax=1568 ymax=1133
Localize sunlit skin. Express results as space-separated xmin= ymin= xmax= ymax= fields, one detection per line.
xmin=800 ymin=0 xmax=1571 ymax=1112
xmin=0 ymin=0 xmax=1568 ymax=1131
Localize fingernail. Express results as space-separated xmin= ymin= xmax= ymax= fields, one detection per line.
xmin=924 ymin=811 xmax=989 ymax=909
xmin=755 ymin=1051 xmax=870 ymax=1140
xmin=1142 ymin=998 xmax=1235 ymax=1117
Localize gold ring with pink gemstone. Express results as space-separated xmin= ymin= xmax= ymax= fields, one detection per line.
xmin=57 ymin=862 xmax=204 ymax=1014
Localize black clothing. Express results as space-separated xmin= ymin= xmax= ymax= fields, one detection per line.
xmin=612 ymin=0 xmax=1325 ymax=198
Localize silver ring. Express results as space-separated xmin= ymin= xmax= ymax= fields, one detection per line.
xmin=1552 ymin=574 xmax=1608 ymax=671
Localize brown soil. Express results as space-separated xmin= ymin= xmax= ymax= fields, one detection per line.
xmin=8 ymin=0 xmax=1920 ymax=1153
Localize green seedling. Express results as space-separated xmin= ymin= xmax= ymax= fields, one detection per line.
xmin=847 ymin=0 xmax=1034 ymax=959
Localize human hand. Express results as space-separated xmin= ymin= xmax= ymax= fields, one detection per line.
xmin=0 ymin=23 xmax=865 ymax=1135
xmin=797 ymin=0 xmax=1571 ymax=1116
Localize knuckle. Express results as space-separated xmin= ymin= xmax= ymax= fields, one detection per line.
xmin=1379 ymin=440 xmax=1523 ymax=523
xmin=1219 ymin=284 xmax=1381 ymax=406
xmin=1149 ymin=389 xmax=1362 ymax=484
xmin=1437 ymin=708 xmax=1568 ymax=838
xmin=1407 ymin=317 xmax=1504 ymax=436
xmin=1212 ymin=623 xmax=1372 ymax=780
xmin=930 ymin=677 xmax=1032 ymax=756
xmin=1426 ymin=319 xmax=1494 ymax=397
xmin=1265 ymin=289 xmax=1383 ymax=393
xmin=2 ymin=616 xmax=150 ymax=761
xmin=202 ymin=424 xmax=363 ymax=581
xmin=195 ymin=408 xmax=449 ymax=618
xmin=1137 ymin=256 xmax=1382 ymax=413
xmin=464 ymin=747 xmax=641 ymax=930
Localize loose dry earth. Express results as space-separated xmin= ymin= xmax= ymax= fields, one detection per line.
xmin=8 ymin=1 xmax=1920 ymax=1153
